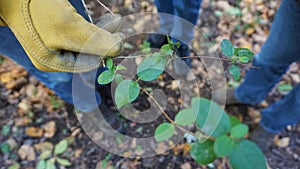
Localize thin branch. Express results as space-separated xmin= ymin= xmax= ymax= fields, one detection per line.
xmin=140 ymin=88 xmax=212 ymax=140
xmin=95 ymin=0 xmax=114 ymax=15
xmin=140 ymin=88 xmax=174 ymax=124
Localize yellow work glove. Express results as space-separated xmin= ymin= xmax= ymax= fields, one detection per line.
xmin=0 ymin=18 xmax=6 ymax=26
xmin=0 ymin=0 xmax=124 ymax=72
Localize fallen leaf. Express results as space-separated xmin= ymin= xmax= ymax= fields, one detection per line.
xmin=25 ymin=127 xmax=44 ymax=137
xmin=183 ymin=143 xmax=191 ymax=156
xmin=155 ymin=142 xmax=169 ymax=155
xmin=43 ymin=121 xmax=56 ymax=138
xmin=15 ymin=117 xmax=31 ymax=126
xmin=18 ymin=145 xmax=36 ymax=161
xmin=246 ymin=27 xmax=255 ymax=35
xmin=181 ymin=162 xmax=192 ymax=169
xmin=34 ymin=142 xmax=54 ymax=153
xmin=275 ymin=137 xmax=290 ymax=148
xmin=0 ymin=72 xmax=13 ymax=83
xmin=75 ymin=149 xmax=83 ymax=158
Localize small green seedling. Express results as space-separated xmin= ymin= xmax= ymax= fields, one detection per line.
xmin=36 ymin=139 xmax=71 ymax=169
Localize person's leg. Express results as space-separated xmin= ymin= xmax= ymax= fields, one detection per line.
xmin=154 ymin=0 xmax=175 ymax=35
xmin=172 ymin=0 xmax=202 ymax=44
xmin=235 ymin=0 xmax=300 ymax=105
xmin=260 ymin=84 xmax=300 ymax=133
xmin=169 ymin=0 xmax=202 ymax=75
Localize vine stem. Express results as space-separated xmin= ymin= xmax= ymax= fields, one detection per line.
xmin=96 ymin=0 xmax=114 ymax=15
xmin=140 ymin=88 xmax=211 ymax=140
xmin=113 ymin=54 xmax=260 ymax=69
xmin=140 ymin=88 xmax=174 ymax=124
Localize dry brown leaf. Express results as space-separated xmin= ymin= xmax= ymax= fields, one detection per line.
xmin=155 ymin=142 xmax=169 ymax=155
xmin=34 ymin=142 xmax=54 ymax=153
xmin=71 ymin=128 xmax=81 ymax=137
xmin=75 ymin=149 xmax=83 ymax=158
xmin=181 ymin=162 xmax=192 ymax=169
xmin=18 ymin=145 xmax=36 ymax=161
xmin=172 ymin=144 xmax=184 ymax=155
xmin=5 ymin=80 xmax=17 ymax=89
xmin=43 ymin=121 xmax=56 ymax=138
xmin=25 ymin=127 xmax=44 ymax=137
xmin=183 ymin=143 xmax=191 ymax=156
xmin=274 ymin=137 xmax=290 ymax=148
xmin=0 ymin=72 xmax=13 ymax=83
xmin=18 ymin=99 xmax=31 ymax=112
xmin=15 ymin=117 xmax=31 ymax=126
xmin=246 ymin=27 xmax=255 ymax=35
xmin=96 ymin=160 xmax=114 ymax=169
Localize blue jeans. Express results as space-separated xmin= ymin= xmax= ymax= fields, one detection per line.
xmin=0 ymin=0 xmax=101 ymax=112
xmin=235 ymin=0 xmax=300 ymax=133
xmin=155 ymin=0 xmax=202 ymax=43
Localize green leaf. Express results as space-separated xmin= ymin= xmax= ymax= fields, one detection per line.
xmin=229 ymin=65 xmax=240 ymax=81
xmin=45 ymin=160 xmax=56 ymax=169
xmin=139 ymin=41 xmax=151 ymax=54
xmin=229 ymin=7 xmax=242 ymax=16
xmin=114 ymin=74 xmax=124 ymax=84
xmin=154 ymin=123 xmax=175 ymax=142
xmin=115 ymin=80 xmax=140 ymax=108
xmin=229 ymin=115 xmax=241 ymax=129
xmin=221 ymin=39 xmax=234 ymax=57
xmin=1 ymin=125 xmax=10 ymax=136
xmin=190 ymin=140 xmax=216 ymax=165
xmin=174 ymin=108 xmax=197 ymax=126
xmin=230 ymin=124 xmax=249 ymax=139
xmin=98 ymin=70 xmax=115 ymax=85
xmin=116 ymin=65 xmax=126 ymax=71
xmin=56 ymin=158 xmax=71 ymax=166
xmin=37 ymin=160 xmax=46 ymax=169
xmin=160 ymin=44 xmax=174 ymax=55
xmin=193 ymin=98 xmax=231 ymax=137
xmin=106 ymin=58 xmax=113 ymax=70
xmin=214 ymin=135 xmax=235 ymax=157
xmin=54 ymin=140 xmax=68 ymax=155
xmin=278 ymin=83 xmax=293 ymax=92
xmin=234 ymin=48 xmax=254 ymax=60
xmin=137 ymin=54 xmax=166 ymax=81
xmin=239 ymin=56 xmax=250 ymax=63
xmin=8 ymin=162 xmax=20 ymax=169
xmin=39 ymin=150 xmax=52 ymax=160
xmin=0 ymin=142 xmax=11 ymax=154
xmin=229 ymin=140 xmax=267 ymax=169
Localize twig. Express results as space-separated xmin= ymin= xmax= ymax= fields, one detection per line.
xmin=140 ymin=88 xmax=212 ymax=140
xmin=96 ymin=0 xmax=114 ymax=15
xmin=140 ymin=88 xmax=174 ymax=124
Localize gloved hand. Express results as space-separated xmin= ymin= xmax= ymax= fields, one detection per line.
xmin=0 ymin=0 xmax=124 ymax=72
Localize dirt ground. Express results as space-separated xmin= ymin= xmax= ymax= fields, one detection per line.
xmin=1 ymin=0 xmax=300 ymax=169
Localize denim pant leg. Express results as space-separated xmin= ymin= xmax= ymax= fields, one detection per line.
xmin=171 ymin=0 xmax=202 ymax=44
xmin=260 ymin=84 xmax=300 ymax=133
xmin=235 ymin=0 xmax=300 ymax=132
xmin=154 ymin=0 xmax=175 ymax=35
xmin=0 ymin=0 xmax=102 ymax=112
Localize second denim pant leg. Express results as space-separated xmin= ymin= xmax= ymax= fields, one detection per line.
xmin=235 ymin=0 xmax=300 ymax=104
xmin=235 ymin=58 xmax=289 ymax=104
xmin=260 ymin=84 xmax=300 ymax=133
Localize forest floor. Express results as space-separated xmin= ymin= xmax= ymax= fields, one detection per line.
xmin=1 ymin=0 xmax=300 ymax=168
